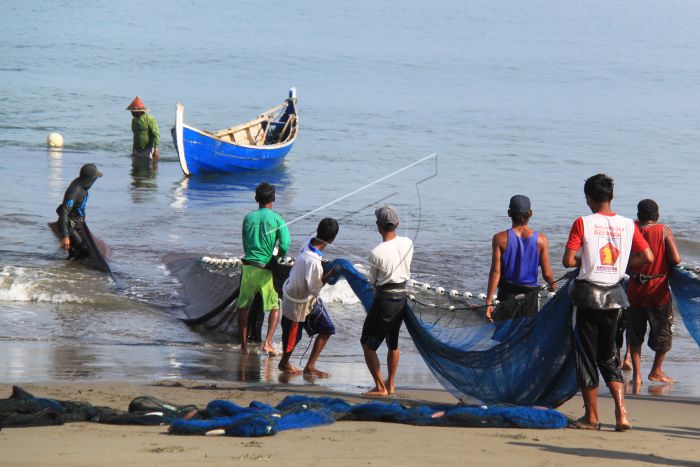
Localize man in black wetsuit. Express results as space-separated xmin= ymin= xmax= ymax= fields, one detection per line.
xmin=55 ymin=163 xmax=103 ymax=258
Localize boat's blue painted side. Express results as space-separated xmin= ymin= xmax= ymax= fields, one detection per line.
xmin=173 ymin=91 xmax=298 ymax=176
xmin=179 ymin=126 xmax=294 ymax=175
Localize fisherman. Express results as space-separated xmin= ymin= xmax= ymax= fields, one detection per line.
xmin=278 ymin=218 xmax=339 ymax=377
xmin=626 ymin=199 xmax=681 ymax=387
xmin=563 ymin=174 xmax=652 ymax=431
xmin=361 ymin=206 xmax=414 ymax=397
xmin=238 ymin=182 xmax=290 ymax=355
xmin=127 ymin=96 xmax=160 ymax=159
xmin=485 ymin=195 xmax=556 ymax=321
xmin=54 ymin=163 xmax=103 ymax=258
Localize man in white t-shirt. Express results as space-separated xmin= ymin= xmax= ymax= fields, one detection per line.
xmin=563 ymin=174 xmax=652 ymax=432
xmin=361 ymin=206 xmax=413 ymax=397
xmin=278 ymin=218 xmax=339 ymax=377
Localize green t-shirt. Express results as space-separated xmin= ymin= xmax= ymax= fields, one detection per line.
xmin=242 ymin=208 xmax=290 ymax=264
xmin=131 ymin=113 xmax=160 ymax=150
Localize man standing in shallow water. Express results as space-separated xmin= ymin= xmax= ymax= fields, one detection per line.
xmin=485 ymin=195 xmax=556 ymax=321
xmin=127 ymin=96 xmax=160 ymax=159
xmin=626 ymin=199 xmax=681 ymax=389
xmin=238 ymin=182 xmax=290 ymax=355
xmin=563 ymin=174 xmax=652 ymax=431
xmin=361 ymin=206 xmax=413 ymax=397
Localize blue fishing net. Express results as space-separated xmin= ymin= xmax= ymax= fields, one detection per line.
xmin=168 ymin=395 xmax=569 ymax=436
xmin=670 ymin=266 xmax=700 ymax=347
xmin=325 ymin=259 xmax=579 ymax=408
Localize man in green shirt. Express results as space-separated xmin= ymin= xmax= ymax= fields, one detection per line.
xmin=127 ymin=96 xmax=160 ymax=159
xmin=238 ymin=182 xmax=290 ymax=355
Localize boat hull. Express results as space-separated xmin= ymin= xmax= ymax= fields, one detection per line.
xmin=176 ymin=125 xmax=294 ymax=175
xmin=173 ymin=93 xmax=298 ymax=176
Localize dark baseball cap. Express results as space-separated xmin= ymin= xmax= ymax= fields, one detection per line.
xmin=508 ymin=195 xmax=531 ymax=213
xmin=375 ymin=205 xmax=400 ymax=229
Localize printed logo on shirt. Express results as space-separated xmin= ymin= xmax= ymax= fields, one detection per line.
xmin=596 ymin=239 xmax=620 ymax=274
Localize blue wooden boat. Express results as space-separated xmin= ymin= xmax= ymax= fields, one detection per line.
xmin=173 ymin=89 xmax=298 ymax=176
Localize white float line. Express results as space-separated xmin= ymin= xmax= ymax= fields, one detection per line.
xmin=407 ymin=279 xmax=555 ymax=310
xmin=199 ymin=256 xmax=297 ymax=268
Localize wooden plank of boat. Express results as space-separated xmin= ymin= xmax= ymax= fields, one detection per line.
xmin=172 ymin=88 xmax=299 ymax=176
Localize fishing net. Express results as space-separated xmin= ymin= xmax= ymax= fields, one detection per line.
xmin=326 ymin=259 xmax=579 ymax=408
xmin=169 ymin=394 xmax=569 ymax=436
xmin=0 ymin=387 xmax=197 ymax=428
xmin=670 ymin=266 xmax=700 ymax=348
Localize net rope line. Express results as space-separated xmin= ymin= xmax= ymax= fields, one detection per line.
xmin=196 ymin=256 xmax=700 ymax=314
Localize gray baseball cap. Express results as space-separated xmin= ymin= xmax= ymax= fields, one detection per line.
xmin=508 ymin=195 xmax=531 ymax=213
xmin=375 ymin=205 xmax=400 ymax=229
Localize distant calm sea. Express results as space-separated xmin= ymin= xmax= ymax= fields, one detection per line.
xmin=1 ymin=0 xmax=699 ymax=397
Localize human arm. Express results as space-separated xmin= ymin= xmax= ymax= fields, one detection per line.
xmin=485 ymin=233 xmax=504 ymax=322
xmin=538 ymin=233 xmax=556 ymax=291
xmin=56 ymin=190 xmax=78 ymax=251
xmin=277 ymin=217 xmax=291 ymax=257
xmin=562 ymin=218 xmax=583 ymax=269
xmin=628 ymin=224 xmax=653 ymax=268
xmin=664 ymin=226 xmax=681 ymax=266
xmin=149 ymin=114 xmax=160 ymax=148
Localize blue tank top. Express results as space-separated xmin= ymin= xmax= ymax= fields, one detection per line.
xmin=501 ymin=229 xmax=540 ymax=287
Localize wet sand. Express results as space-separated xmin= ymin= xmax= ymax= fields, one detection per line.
xmin=1 ymin=380 xmax=698 ymax=467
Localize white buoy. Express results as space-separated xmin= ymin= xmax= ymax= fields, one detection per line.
xmin=448 ymin=305 xmax=455 ymax=311
xmin=463 ymin=292 xmax=473 ymax=299
xmin=409 ymin=295 xmax=416 ymax=301
xmin=478 ymin=293 xmax=487 ymax=300
xmin=449 ymin=289 xmax=459 ymax=298
xmin=436 ymin=287 xmax=445 ymax=295
xmin=47 ymin=132 xmax=64 ymax=148
xmin=422 ymin=283 xmax=431 ymax=291
xmin=410 ymin=279 xmax=417 ymax=287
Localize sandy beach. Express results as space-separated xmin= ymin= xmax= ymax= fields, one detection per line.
xmin=1 ymin=380 xmax=698 ymax=467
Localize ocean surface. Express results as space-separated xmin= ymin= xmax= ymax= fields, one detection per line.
xmin=1 ymin=0 xmax=699 ymax=399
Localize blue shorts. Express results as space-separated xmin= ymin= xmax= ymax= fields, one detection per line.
xmin=281 ymin=298 xmax=335 ymax=354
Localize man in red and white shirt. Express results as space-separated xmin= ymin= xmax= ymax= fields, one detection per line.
xmin=563 ymin=174 xmax=652 ymax=432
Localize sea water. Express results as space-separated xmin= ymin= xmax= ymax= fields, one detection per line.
xmin=1 ymin=0 xmax=699 ymax=398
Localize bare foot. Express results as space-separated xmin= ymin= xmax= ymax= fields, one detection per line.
xmin=632 ymin=380 xmax=643 ymax=395
xmin=385 ymin=379 xmax=395 ymax=395
xmin=278 ymin=363 xmax=302 ymax=375
xmin=240 ymin=344 xmax=249 ymax=355
xmin=303 ymin=367 xmax=330 ymax=378
xmin=262 ymin=343 xmax=278 ymax=356
xmin=649 ymin=372 xmax=674 ymax=383
xmin=362 ymin=387 xmax=389 ymax=397
xmin=615 ymin=407 xmax=631 ymax=432
xmin=622 ymin=358 xmax=632 ymax=371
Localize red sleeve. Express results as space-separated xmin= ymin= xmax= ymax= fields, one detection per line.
xmin=631 ymin=224 xmax=650 ymax=253
xmin=565 ymin=218 xmax=584 ymax=251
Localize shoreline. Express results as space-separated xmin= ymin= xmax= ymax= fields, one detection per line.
xmin=1 ymin=380 xmax=698 ymax=466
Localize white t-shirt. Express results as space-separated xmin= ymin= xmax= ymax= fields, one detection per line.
xmin=281 ymin=240 xmax=324 ymax=322
xmin=369 ymin=236 xmax=413 ymax=286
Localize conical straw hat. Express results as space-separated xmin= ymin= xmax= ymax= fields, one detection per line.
xmin=126 ymin=96 xmax=148 ymax=111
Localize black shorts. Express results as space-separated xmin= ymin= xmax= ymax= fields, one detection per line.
xmin=573 ymin=306 xmax=624 ymax=388
xmin=360 ymin=294 xmax=406 ymax=351
xmin=626 ymin=302 xmax=673 ymax=352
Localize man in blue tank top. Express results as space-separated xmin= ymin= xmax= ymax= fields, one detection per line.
xmin=485 ymin=195 xmax=555 ymax=321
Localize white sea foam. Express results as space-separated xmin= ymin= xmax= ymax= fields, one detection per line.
xmin=320 ymin=278 xmax=360 ymax=305
xmin=0 ymin=266 xmax=87 ymax=304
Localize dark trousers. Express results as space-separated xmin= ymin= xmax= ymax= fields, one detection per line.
xmin=574 ymin=306 xmax=624 ymax=388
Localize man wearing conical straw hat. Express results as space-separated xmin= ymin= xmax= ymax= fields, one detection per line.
xmin=127 ymin=96 xmax=160 ymax=159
